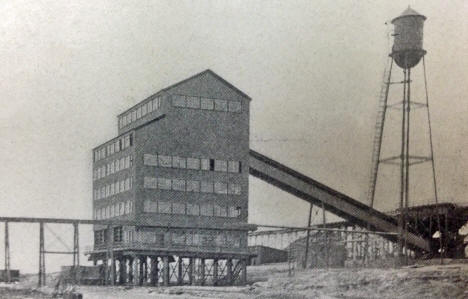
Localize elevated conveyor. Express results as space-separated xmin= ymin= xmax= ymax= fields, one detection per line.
xmin=249 ymin=150 xmax=431 ymax=252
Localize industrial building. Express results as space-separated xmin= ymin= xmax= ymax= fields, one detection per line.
xmin=88 ymin=70 xmax=252 ymax=286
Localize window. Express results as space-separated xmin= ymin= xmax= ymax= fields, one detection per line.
xmin=119 ymin=180 xmax=125 ymax=192
xmin=125 ymin=201 xmax=130 ymax=214
xmin=114 ymin=227 xmax=123 ymax=242
xmin=200 ymin=181 xmax=213 ymax=193
xmin=115 ymin=182 xmax=120 ymax=194
xmin=142 ymin=103 xmax=147 ymax=116
xmin=125 ymin=178 xmax=131 ymax=190
xmin=144 ymin=154 xmax=158 ymax=166
xmin=214 ymin=99 xmax=228 ymax=111
xmin=186 ymin=96 xmax=200 ymax=109
xmin=144 ymin=177 xmax=158 ymax=189
xmin=110 ymin=183 xmax=114 ymax=195
xmin=215 ymin=233 xmax=225 ymax=246
xmin=158 ymin=201 xmax=171 ymax=214
xmin=200 ymin=98 xmax=214 ymax=110
xmin=209 ymin=159 xmax=215 ymax=171
xmin=172 ymin=179 xmax=186 ymax=191
xmin=131 ymin=110 xmax=137 ymax=122
xmin=115 ymin=159 xmax=120 ymax=172
xmin=187 ymin=203 xmax=199 ymax=216
xmin=201 ymin=158 xmax=210 ymax=170
xmin=147 ymin=101 xmax=153 ymax=113
xmin=214 ymin=182 xmax=228 ymax=194
xmin=158 ymin=155 xmax=172 ymax=168
xmin=228 ymin=184 xmax=242 ymax=195
xmin=193 ymin=233 xmax=201 ymax=246
xmin=119 ymin=202 xmax=124 ymax=215
xmin=109 ymin=205 xmax=114 ymax=217
xmin=228 ymin=161 xmax=240 ymax=173
xmin=173 ymin=95 xmax=186 ymax=107
xmin=172 ymin=156 xmax=186 ymax=168
xmin=158 ymin=178 xmax=172 ymax=190
xmin=214 ymin=205 xmax=227 ymax=217
xmin=172 ymin=232 xmax=185 ymax=245
xmin=214 ymin=160 xmax=227 ymax=172
xmin=186 ymin=180 xmax=200 ymax=192
xmin=228 ymin=101 xmax=242 ymax=112
xmin=228 ymin=206 xmax=241 ymax=218
xmin=172 ymin=202 xmax=185 ymax=214
xmin=187 ymin=158 xmax=200 ymax=170
xmin=124 ymin=135 xmax=130 ymax=149
xmin=152 ymin=97 xmax=160 ymax=111
xmin=200 ymin=203 xmax=213 ymax=216
xmin=202 ymin=233 xmax=214 ymax=246
xmin=143 ymin=200 xmax=158 ymax=213
xmin=137 ymin=106 xmax=142 ymax=119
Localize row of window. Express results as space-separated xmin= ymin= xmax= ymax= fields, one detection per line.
xmin=94 ymin=133 xmax=134 ymax=162
xmin=119 ymin=97 xmax=162 ymax=129
xmin=143 ymin=200 xmax=241 ymax=218
xmin=171 ymin=231 xmax=242 ymax=248
xmin=94 ymin=177 xmax=133 ymax=200
xmin=93 ymin=155 xmax=133 ymax=181
xmin=94 ymin=200 xmax=134 ymax=220
xmin=143 ymin=176 xmax=242 ymax=195
xmin=144 ymin=154 xmax=242 ymax=173
xmin=96 ymin=228 xmax=242 ymax=248
xmin=172 ymin=95 xmax=242 ymax=113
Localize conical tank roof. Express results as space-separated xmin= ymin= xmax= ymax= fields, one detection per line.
xmin=392 ymin=6 xmax=426 ymax=23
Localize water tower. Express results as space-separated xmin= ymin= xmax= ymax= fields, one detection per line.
xmin=366 ymin=7 xmax=442 ymax=260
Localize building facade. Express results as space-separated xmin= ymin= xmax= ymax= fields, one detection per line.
xmin=88 ymin=70 xmax=252 ymax=286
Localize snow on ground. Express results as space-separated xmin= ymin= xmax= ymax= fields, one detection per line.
xmin=2 ymin=261 xmax=468 ymax=298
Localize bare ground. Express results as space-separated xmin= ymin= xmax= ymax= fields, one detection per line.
xmin=2 ymin=261 xmax=468 ymax=298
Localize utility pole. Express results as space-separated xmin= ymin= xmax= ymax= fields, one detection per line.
xmin=4 ymin=222 xmax=11 ymax=283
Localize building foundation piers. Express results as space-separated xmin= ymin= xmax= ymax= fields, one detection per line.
xmin=89 ymin=251 xmax=251 ymax=287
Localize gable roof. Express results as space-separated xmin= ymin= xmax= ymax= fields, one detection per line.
xmin=118 ymin=69 xmax=251 ymax=117
xmin=161 ymin=69 xmax=251 ymax=100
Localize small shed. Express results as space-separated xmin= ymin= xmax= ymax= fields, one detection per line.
xmin=248 ymin=245 xmax=288 ymax=265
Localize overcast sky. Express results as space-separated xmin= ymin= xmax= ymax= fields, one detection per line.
xmin=0 ymin=0 xmax=466 ymax=273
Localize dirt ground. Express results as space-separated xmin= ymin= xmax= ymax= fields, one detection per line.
xmin=2 ymin=261 xmax=468 ymax=298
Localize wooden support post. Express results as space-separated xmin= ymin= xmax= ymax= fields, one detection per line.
xmin=303 ymin=203 xmax=313 ymax=268
xmin=111 ymin=255 xmax=116 ymax=286
xmin=163 ymin=256 xmax=170 ymax=286
xmin=200 ymin=258 xmax=205 ymax=286
xmin=105 ymin=225 xmax=112 ymax=285
xmin=444 ymin=211 xmax=448 ymax=259
xmin=150 ymin=257 xmax=158 ymax=286
xmin=321 ymin=201 xmax=328 ymax=269
xmin=38 ymin=222 xmax=45 ymax=288
xmin=73 ymin=222 xmax=80 ymax=284
xmin=188 ymin=257 xmax=194 ymax=285
xmin=240 ymin=259 xmax=247 ymax=285
xmin=177 ymin=257 xmax=183 ymax=285
xmin=226 ymin=258 xmax=233 ymax=284
xmin=132 ymin=256 xmax=139 ymax=286
xmin=4 ymin=222 xmax=11 ymax=283
xmin=212 ymin=259 xmax=218 ymax=286
xmin=138 ymin=256 xmax=144 ymax=286
xmin=119 ymin=258 xmax=127 ymax=285
xmin=128 ymin=256 xmax=134 ymax=285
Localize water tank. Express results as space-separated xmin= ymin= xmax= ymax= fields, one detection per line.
xmin=391 ymin=7 xmax=426 ymax=69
